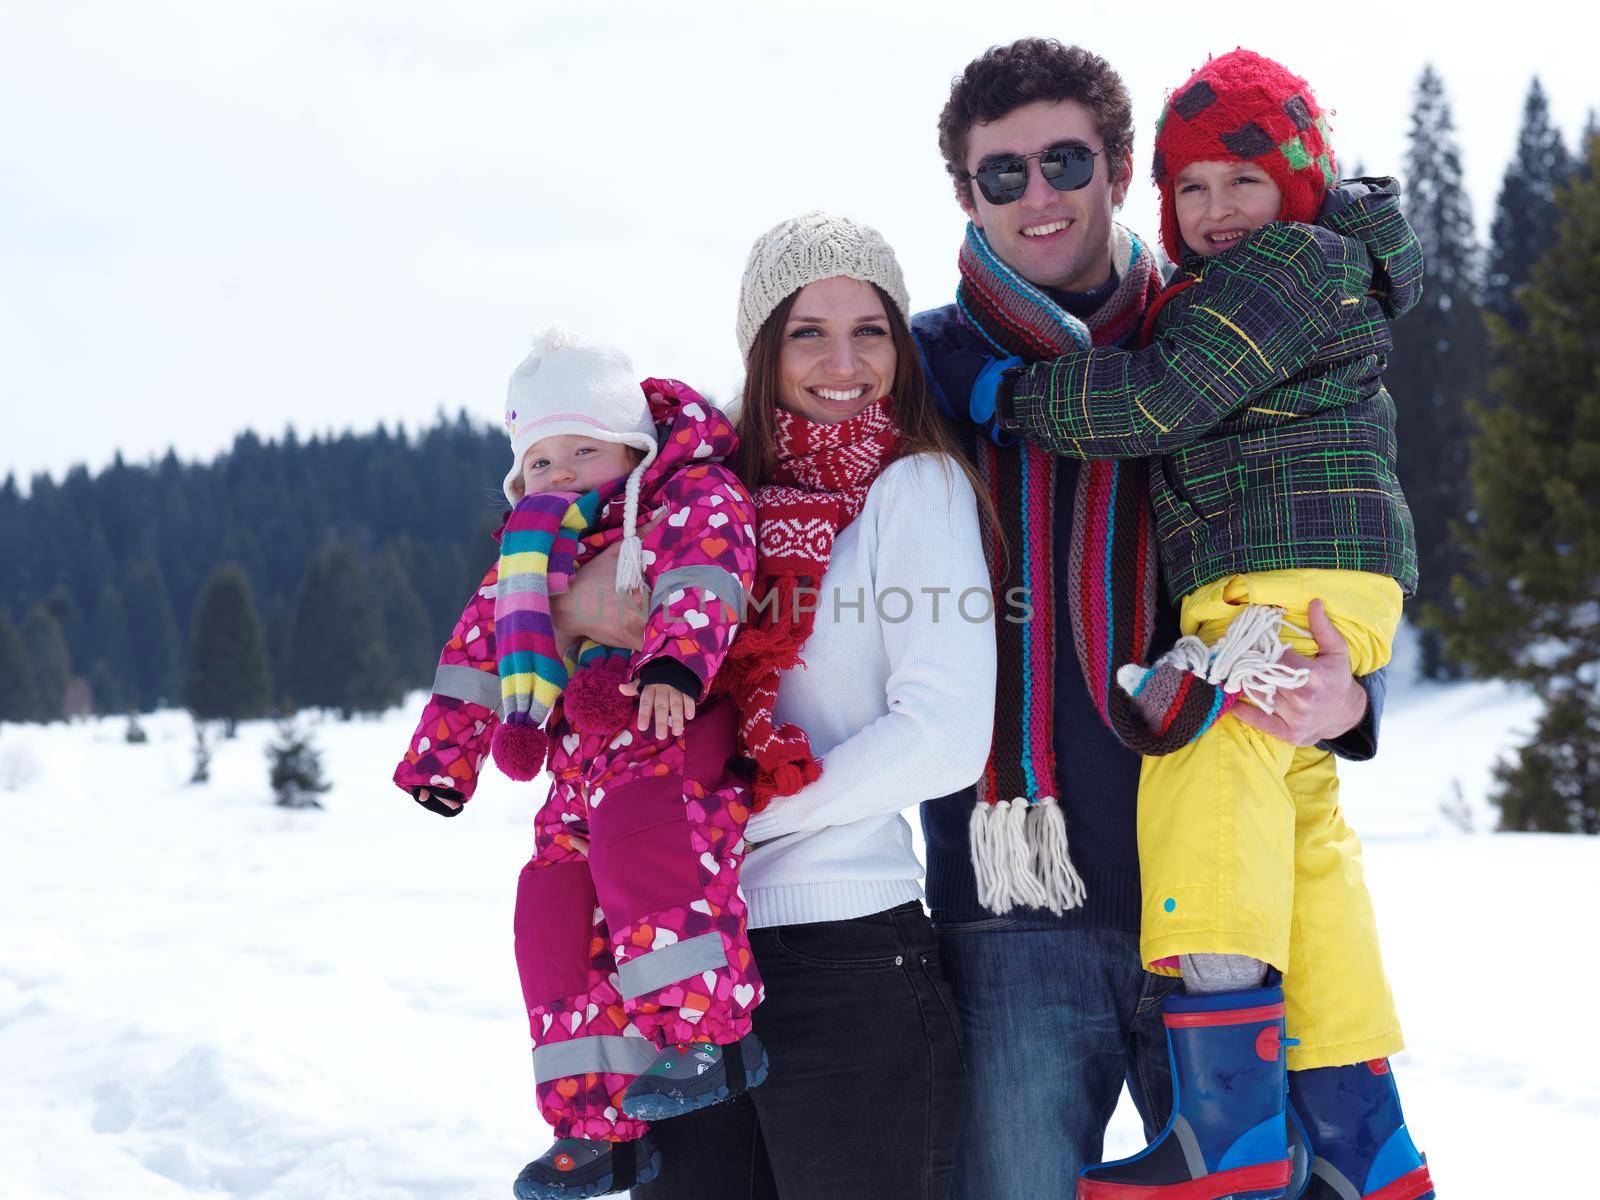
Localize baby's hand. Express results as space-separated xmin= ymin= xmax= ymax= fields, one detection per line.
xmin=414 ymin=787 xmax=464 ymax=816
xmin=618 ymin=679 xmax=697 ymax=739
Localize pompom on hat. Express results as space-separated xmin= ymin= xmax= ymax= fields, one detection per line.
xmin=1151 ymin=49 xmax=1338 ymax=261
xmin=736 ymin=212 xmax=911 ymax=360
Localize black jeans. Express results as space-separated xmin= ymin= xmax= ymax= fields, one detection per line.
xmin=635 ymin=902 xmax=968 ymax=1200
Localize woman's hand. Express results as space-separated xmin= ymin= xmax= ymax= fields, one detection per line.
xmin=1230 ymin=599 xmax=1369 ymax=746
xmin=549 ymin=537 xmax=652 ymax=653
xmin=618 ymin=679 xmax=696 ymax=739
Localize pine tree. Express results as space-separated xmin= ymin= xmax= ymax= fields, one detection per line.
xmin=90 ymin=581 xmax=130 ymax=696
xmin=184 ymin=563 xmax=274 ymax=736
xmin=287 ymin=540 xmax=402 ymax=718
xmin=266 ymin=717 xmax=330 ymax=809
xmin=1490 ymin=700 xmax=1600 ymax=835
xmin=22 ymin=604 xmax=72 ymax=722
xmin=0 ymin=412 xmax=506 ymax=715
xmin=0 ymin=613 xmax=41 ymax=722
xmin=85 ymin=575 xmax=132 ymax=715
xmin=122 ymin=558 xmax=181 ymax=710
xmin=87 ymin=658 xmax=129 ymax=715
xmin=1485 ymin=78 xmax=1572 ymax=327
xmin=371 ymin=544 xmax=434 ymax=697
xmin=1444 ymin=137 xmax=1600 ymax=833
xmin=262 ymin=594 xmax=293 ymax=709
xmin=1388 ymin=65 xmax=1486 ymax=679
xmin=41 ymin=587 xmax=82 ymax=677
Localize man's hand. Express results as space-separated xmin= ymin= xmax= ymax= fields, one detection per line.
xmin=618 ymin=679 xmax=696 ymax=739
xmin=550 ymin=539 xmax=650 ymax=653
xmin=1230 ymin=599 xmax=1368 ymax=746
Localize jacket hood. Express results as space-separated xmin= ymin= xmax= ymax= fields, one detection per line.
xmin=1317 ymin=177 xmax=1425 ymax=320
xmin=590 ymin=376 xmax=739 ymax=532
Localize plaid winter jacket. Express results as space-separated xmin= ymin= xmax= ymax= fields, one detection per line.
xmin=997 ymin=178 xmax=1422 ymax=601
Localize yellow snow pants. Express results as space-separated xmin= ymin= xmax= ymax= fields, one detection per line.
xmin=1138 ymin=569 xmax=1406 ymax=1070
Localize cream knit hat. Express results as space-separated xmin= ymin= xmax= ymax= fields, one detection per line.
xmin=735 ymin=212 xmax=911 ymax=360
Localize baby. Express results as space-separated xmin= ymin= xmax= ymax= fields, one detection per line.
xmin=395 ymin=328 xmax=766 ymax=1199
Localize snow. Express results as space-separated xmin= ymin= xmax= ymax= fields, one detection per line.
xmin=2 ymin=639 xmax=1595 ymax=1198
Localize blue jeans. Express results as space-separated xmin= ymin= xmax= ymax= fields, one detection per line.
xmin=933 ymin=915 xmax=1178 ymax=1199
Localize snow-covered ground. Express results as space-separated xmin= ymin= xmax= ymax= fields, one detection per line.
xmin=1 ymin=635 xmax=1594 ymax=1199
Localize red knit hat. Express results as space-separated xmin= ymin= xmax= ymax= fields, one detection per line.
xmin=1151 ymin=49 xmax=1338 ymax=261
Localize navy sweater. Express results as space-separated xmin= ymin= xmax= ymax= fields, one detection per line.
xmin=913 ymin=298 xmax=1386 ymax=930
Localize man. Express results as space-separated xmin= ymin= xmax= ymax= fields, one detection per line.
xmin=912 ymin=40 xmax=1383 ymax=1199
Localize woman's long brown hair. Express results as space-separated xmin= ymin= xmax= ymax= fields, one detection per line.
xmin=732 ymin=283 xmax=1000 ymax=545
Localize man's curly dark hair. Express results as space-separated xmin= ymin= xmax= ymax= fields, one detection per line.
xmin=938 ymin=39 xmax=1135 ymax=198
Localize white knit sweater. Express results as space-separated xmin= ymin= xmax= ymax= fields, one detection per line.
xmin=740 ymin=452 xmax=996 ymax=929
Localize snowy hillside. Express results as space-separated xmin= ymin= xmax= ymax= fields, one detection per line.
xmin=1 ymin=644 xmax=1594 ymax=1199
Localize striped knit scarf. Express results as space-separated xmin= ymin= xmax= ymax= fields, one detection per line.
xmin=955 ymin=221 xmax=1238 ymax=914
xmin=714 ymin=397 xmax=901 ymax=809
xmin=489 ymin=488 xmax=603 ymax=780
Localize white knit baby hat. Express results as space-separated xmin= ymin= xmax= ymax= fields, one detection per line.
xmin=501 ymin=326 xmax=661 ymax=591
xmin=735 ymin=212 xmax=911 ymax=360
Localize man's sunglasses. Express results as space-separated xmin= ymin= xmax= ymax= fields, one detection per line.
xmin=965 ymin=144 xmax=1102 ymax=206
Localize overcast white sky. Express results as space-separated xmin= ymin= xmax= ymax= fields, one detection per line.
xmin=4 ymin=0 xmax=1596 ymax=485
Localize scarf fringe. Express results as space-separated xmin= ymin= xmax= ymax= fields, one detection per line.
xmin=1030 ymin=799 xmax=1087 ymax=913
xmin=1117 ymin=604 xmax=1311 ymax=721
xmin=1195 ymin=605 xmax=1310 ymax=712
xmin=969 ymin=796 xmax=1086 ymax=916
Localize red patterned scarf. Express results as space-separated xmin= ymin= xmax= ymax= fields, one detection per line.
xmin=714 ymin=397 xmax=901 ymax=807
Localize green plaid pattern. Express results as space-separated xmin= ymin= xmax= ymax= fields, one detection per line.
xmin=1005 ymin=187 xmax=1420 ymax=600
xmin=1321 ymin=183 xmax=1425 ymax=314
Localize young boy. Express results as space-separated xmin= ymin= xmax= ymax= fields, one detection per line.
xmin=992 ymin=50 xmax=1435 ymax=1200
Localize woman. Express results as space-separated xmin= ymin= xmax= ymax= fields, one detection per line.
xmin=632 ymin=213 xmax=995 ymax=1199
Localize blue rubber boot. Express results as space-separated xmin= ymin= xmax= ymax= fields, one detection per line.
xmin=1077 ymin=984 xmax=1294 ymax=1200
xmin=1285 ymin=1100 xmax=1313 ymax=1199
xmin=1288 ymin=1059 xmax=1434 ymax=1200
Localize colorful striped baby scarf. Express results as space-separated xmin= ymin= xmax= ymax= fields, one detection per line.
xmin=490 ymin=488 xmax=603 ymax=779
xmin=955 ymin=221 xmax=1239 ymax=915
